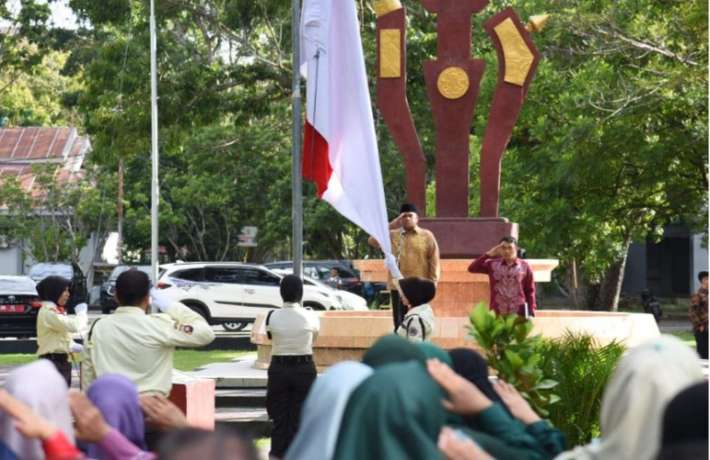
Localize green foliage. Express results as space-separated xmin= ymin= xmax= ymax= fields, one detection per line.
xmin=0 ymin=164 xmax=113 ymax=266
xmin=468 ymin=303 xmax=559 ymax=417
xmin=539 ymin=332 xmax=625 ymax=447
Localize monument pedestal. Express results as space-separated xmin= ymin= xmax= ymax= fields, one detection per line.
xmin=251 ymin=309 xmax=659 ymax=370
xmin=418 ymin=217 xmax=518 ymax=258
xmin=355 ymin=258 xmax=559 ymax=317
xmin=250 ymin=257 xmax=659 ymax=370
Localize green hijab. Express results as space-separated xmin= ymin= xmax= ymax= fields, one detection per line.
xmin=362 ymin=334 xmax=426 ymax=368
xmin=333 ymin=361 xmax=446 ymax=460
xmin=362 ymin=334 xmax=452 ymax=368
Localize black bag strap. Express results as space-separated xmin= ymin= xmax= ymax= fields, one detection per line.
xmin=87 ymin=317 xmax=102 ymax=342
xmin=403 ymin=314 xmax=427 ymax=341
xmin=265 ymin=310 xmax=275 ymax=340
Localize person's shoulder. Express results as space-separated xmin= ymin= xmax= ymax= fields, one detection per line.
xmin=419 ymin=228 xmax=437 ymax=239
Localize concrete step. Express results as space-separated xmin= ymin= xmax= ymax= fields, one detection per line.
xmin=216 ymin=388 xmax=266 ymax=408
xmin=216 ymin=407 xmax=271 ymax=438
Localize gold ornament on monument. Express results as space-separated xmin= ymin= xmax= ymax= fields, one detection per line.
xmin=437 ymin=67 xmax=469 ymax=100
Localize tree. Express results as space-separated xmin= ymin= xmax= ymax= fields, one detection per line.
xmin=0 ymin=164 xmax=112 ymax=268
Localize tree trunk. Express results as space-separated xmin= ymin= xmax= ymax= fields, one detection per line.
xmin=598 ymin=235 xmax=632 ymax=311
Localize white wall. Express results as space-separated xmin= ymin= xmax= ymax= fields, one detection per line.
xmin=691 ymin=233 xmax=709 ymax=292
xmin=0 ymin=246 xmax=23 ymax=275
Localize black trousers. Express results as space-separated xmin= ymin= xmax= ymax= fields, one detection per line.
xmin=266 ymin=359 xmax=317 ymax=458
xmin=40 ymin=353 xmax=71 ymax=387
xmin=390 ymin=290 xmax=406 ymax=332
xmin=695 ymin=329 xmax=708 ymax=359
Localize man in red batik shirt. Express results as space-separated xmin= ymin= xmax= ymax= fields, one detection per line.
xmin=468 ymin=236 xmax=536 ymax=317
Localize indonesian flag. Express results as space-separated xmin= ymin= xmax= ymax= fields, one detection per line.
xmin=301 ymin=0 xmax=399 ymax=276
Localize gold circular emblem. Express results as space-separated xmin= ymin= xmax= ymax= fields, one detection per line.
xmin=437 ymin=67 xmax=469 ymax=100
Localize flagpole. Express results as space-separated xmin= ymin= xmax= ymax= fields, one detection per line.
xmin=291 ymin=0 xmax=303 ymax=279
xmin=149 ymin=0 xmax=160 ymax=288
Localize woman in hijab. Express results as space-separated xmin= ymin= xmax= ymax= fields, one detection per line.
xmin=285 ymin=361 xmax=373 ymax=460
xmin=0 ymin=359 xmax=76 ymax=459
xmin=657 ymin=381 xmax=708 ymax=460
xmin=81 ymin=375 xmax=147 ymax=459
xmin=36 ymin=275 xmax=88 ymax=386
xmin=333 ymin=360 xmax=447 ymax=460
xmin=554 ymin=335 xmax=704 ymax=460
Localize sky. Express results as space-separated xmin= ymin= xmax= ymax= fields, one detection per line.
xmin=6 ymin=0 xmax=78 ymax=29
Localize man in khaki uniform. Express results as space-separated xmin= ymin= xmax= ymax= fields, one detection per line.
xmin=369 ymin=203 xmax=440 ymax=330
xmin=86 ymin=270 xmax=215 ymax=395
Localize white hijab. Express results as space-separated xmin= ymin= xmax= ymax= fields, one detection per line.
xmin=555 ymin=335 xmax=704 ymax=460
xmin=285 ymin=361 xmax=372 ymax=460
xmin=0 ymin=359 xmax=75 ymax=460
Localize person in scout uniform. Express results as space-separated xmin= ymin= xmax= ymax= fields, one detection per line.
xmin=36 ymin=275 xmax=88 ymax=386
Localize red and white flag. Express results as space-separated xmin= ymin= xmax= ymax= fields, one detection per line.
xmin=300 ymin=0 xmax=399 ymax=276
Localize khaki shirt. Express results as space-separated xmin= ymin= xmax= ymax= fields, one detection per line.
xmin=88 ymin=303 xmax=215 ymax=395
xmin=36 ymin=301 xmax=87 ymax=355
xmin=388 ymin=226 xmax=441 ymax=289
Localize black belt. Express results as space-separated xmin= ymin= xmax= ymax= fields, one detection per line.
xmin=39 ymin=353 xmax=69 ymax=362
xmin=271 ymin=355 xmax=313 ymax=364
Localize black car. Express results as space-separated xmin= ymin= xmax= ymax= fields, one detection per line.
xmin=28 ymin=262 xmax=87 ymax=313
xmin=263 ymin=260 xmax=386 ymax=303
xmin=0 ymin=276 xmax=42 ymax=338
xmin=100 ymin=265 xmax=153 ymax=314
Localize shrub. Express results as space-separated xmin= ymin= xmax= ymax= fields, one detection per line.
xmin=539 ymin=332 xmax=625 ymax=446
xmin=468 ymin=303 xmax=559 ymax=417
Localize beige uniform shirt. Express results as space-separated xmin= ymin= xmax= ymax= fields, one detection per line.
xmin=388 ymin=226 xmax=441 ymax=289
xmin=267 ymin=302 xmax=320 ymax=356
xmin=88 ymin=302 xmax=215 ymax=395
xmin=36 ymin=301 xmax=87 ymax=355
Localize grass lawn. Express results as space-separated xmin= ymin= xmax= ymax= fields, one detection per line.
xmin=173 ymin=350 xmax=254 ymax=371
xmin=0 ymin=349 xmax=254 ymax=371
xmin=667 ymin=329 xmax=696 ymax=348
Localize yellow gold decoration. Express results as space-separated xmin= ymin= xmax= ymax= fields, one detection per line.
xmin=494 ymin=18 xmax=534 ymax=86
xmin=374 ymin=0 xmax=402 ymax=17
xmin=437 ymin=67 xmax=469 ymax=99
xmin=380 ymin=29 xmax=401 ymax=78
xmin=525 ymin=14 xmax=550 ymax=33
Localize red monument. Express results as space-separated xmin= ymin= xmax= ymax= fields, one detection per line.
xmin=375 ymin=0 xmax=543 ymax=257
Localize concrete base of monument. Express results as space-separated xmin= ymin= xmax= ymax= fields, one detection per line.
xmin=250 ymin=309 xmax=660 ymax=370
xmin=355 ymin=258 xmax=560 ymax=317
xmin=418 ymin=217 xmax=518 ymax=258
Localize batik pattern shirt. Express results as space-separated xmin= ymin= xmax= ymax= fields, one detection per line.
xmin=689 ymin=288 xmax=708 ymax=332
xmin=468 ymin=254 xmax=536 ymax=316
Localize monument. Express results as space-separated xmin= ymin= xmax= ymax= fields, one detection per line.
xmin=251 ymin=1 xmax=659 ymax=368
xmin=376 ymin=0 xmax=543 ymax=256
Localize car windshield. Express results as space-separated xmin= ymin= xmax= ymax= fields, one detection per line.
xmin=28 ymin=263 xmax=73 ymax=281
xmin=0 ymin=277 xmax=37 ymax=294
xmin=109 ymin=265 xmax=152 ymax=281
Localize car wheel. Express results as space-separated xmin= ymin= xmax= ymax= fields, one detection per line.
xmin=182 ymin=301 xmax=210 ymax=322
xmin=303 ymin=302 xmax=326 ymax=311
xmin=222 ymin=321 xmax=247 ymax=332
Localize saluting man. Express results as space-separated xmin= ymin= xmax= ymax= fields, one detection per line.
xmin=36 ymin=275 xmax=88 ymax=386
xmin=85 ymin=269 xmax=215 ymax=395
xmin=368 ymin=203 xmax=441 ymax=331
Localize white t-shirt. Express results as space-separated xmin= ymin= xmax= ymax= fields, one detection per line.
xmin=267 ymin=302 xmax=320 ymax=356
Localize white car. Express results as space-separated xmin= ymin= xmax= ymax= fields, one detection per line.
xmin=156 ymin=262 xmax=344 ymax=331
xmin=270 ymin=269 xmax=368 ymax=311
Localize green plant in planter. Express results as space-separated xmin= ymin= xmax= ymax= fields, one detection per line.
xmin=539 ymin=332 xmax=625 ymax=447
xmin=468 ymin=303 xmax=559 ymax=417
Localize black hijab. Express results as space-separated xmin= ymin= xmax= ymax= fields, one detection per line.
xmin=35 ymin=276 xmax=70 ymax=305
xmin=449 ymin=348 xmax=510 ymax=414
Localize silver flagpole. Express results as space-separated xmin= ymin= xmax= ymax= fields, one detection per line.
xmin=149 ymin=0 xmax=160 ymax=290
xmin=291 ymin=0 xmax=303 ymax=278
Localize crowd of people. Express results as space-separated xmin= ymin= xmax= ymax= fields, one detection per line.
xmin=0 ymin=324 xmax=705 ymax=459
xmin=0 ymin=201 xmax=705 ymax=459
